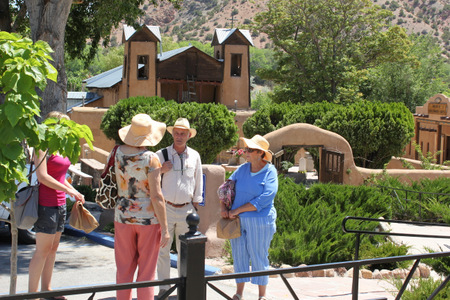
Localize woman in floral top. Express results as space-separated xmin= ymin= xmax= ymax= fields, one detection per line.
xmin=113 ymin=114 xmax=170 ymax=300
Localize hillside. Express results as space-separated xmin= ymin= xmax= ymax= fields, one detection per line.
xmin=110 ymin=0 xmax=449 ymax=57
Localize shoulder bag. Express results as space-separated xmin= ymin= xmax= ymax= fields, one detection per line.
xmin=14 ymin=154 xmax=39 ymax=230
xmin=95 ymin=145 xmax=119 ymax=209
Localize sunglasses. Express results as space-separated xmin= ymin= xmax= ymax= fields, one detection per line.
xmin=244 ymin=147 xmax=258 ymax=153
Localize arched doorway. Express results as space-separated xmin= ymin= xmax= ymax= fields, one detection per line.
xmin=265 ymin=123 xmax=355 ymax=184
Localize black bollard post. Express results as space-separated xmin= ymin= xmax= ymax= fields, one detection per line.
xmin=178 ymin=212 xmax=207 ymax=300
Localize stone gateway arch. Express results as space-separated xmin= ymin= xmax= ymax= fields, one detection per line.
xmin=264 ymin=123 xmax=356 ymax=184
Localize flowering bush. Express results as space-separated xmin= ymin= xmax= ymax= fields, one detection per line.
xmin=233 ymin=148 xmax=245 ymax=158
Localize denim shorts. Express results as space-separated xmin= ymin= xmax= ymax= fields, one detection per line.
xmin=34 ymin=204 xmax=67 ymax=234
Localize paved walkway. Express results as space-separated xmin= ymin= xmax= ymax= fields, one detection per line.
xmin=1 ymin=221 xmax=449 ymax=300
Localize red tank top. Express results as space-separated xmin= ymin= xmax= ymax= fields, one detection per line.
xmin=39 ymin=155 xmax=71 ymax=206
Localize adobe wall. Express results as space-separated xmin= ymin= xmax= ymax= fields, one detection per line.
xmin=263 ymin=123 xmax=359 ymax=184
xmin=69 ymin=107 xmax=116 ymax=159
xmin=263 ymin=123 xmax=450 ymax=185
xmin=415 ymin=94 xmax=450 ymax=118
xmin=198 ymin=165 xmax=227 ymax=257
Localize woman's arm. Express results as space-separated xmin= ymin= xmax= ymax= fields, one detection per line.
xmin=229 ymin=202 xmax=256 ymax=219
xmin=34 ymin=150 xmax=84 ymax=202
xmin=148 ymin=167 xmax=170 ymax=248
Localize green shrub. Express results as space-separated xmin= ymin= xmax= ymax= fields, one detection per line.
xmin=66 ymin=199 xmax=75 ymax=212
xmin=423 ymin=247 xmax=450 ymax=277
xmin=369 ymin=176 xmax=450 ymax=222
xmin=391 ymin=277 xmax=450 ymax=300
xmin=270 ymin=176 xmax=393 ymax=266
xmin=276 ymin=101 xmax=336 ymax=128
xmin=360 ymin=240 xmax=411 ymax=271
xmin=103 ymin=222 xmax=115 ymax=234
xmin=100 ymin=96 xmax=239 ymax=163
xmin=316 ymin=101 xmax=415 ymax=168
xmin=73 ymin=185 xmax=97 ymax=202
xmin=243 ymin=102 xmax=296 ymax=137
xmin=280 ymin=161 xmax=293 ymax=173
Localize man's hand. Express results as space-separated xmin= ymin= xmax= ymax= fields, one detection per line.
xmin=161 ymin=161 xmax=173 ymax=174
xmin=160 ymin=230 xmax=170 ymax=248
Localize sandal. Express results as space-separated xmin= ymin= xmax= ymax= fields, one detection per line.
xmin=232 ymin=294 xmax=244 ymax=300
xmin=258 ymin=297 xmax=268 ymax=300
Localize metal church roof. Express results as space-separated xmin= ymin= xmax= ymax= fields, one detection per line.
xmin=83 ymin=65 xmax=123 ymax=88
xmin=67 ymin=92 xmax=103 ymax=111
xmin=158 ymin=46 xmax=192 ymax=61
xmin=214 ymin=28 xmax=254 ymax=46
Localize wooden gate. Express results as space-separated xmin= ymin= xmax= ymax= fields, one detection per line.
xmin=320 ymin=148 xmax=344 ymax=184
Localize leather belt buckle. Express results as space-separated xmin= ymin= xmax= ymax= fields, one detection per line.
xmin=167 ymin=201 xmax=190 ymax=208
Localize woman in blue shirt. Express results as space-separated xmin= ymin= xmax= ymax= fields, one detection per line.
xmin=220 ymin=135 xmax=278 ymax=300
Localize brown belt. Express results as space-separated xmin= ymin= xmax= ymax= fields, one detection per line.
xmin=166 ymin=201 xmax=191 ymax=208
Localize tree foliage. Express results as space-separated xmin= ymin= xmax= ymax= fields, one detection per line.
xmin=315 ymin=101 xmax=415 ymax=168
xmin=253 ymin=0 xmax=415 ymax=104
xmin=0 ymin=31 xmax=93 ymax=295
xmin=0 ymin=31 xmax=93 ymax=203
xmin=100 ymin=96 xmax=239 ymax=164
xmin=363 ymin=34 xmax=450 ymax=111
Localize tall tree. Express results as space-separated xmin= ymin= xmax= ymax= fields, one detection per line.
xmin=363 ymin=34 xmax=450 ymax=111
xmin=254 ymin=0 xmax=415 ymax=104
xmin=4 ymin=0 xmax=181 ymax=117
xmin=0 ymin=31 xmax=94 ymax=294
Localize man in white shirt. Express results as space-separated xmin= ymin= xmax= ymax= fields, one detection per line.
xmin=156 ymin=118 xmax=203 ymax=297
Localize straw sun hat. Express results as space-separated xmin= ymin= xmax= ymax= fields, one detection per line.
xmin=240 ymin=134 xmax=273 ymax=161
xmin=119 ymin=114 xmax=166 ymax=147
xmin=167 ymin=118 xmax=197 ymax=138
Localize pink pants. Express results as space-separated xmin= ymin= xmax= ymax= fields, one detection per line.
xmin=114 ymin=221 xmax=161 ymax=300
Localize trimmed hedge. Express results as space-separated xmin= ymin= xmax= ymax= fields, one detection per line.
xmin=243 ymin=101 xmax=414 ymax=168
xmin=100 ymin=96 xmax=239 ymax=163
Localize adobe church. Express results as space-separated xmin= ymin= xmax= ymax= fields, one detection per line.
xmin=79 ymin=25 xmax=253 ymax=109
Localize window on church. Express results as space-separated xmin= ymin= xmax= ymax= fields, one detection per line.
xmin=231 ymin=54 xmax=242 ymax=77
xmin=137 ymin=55 xmax=149 ymax=80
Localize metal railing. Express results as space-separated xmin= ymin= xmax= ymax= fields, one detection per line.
xmin=376 ymin=185 xmax=450 ymax=221
xmin=342 ymin=216 xmax=450 ymax=300
xmin=2 ymin=215 xmax=450 ymax=300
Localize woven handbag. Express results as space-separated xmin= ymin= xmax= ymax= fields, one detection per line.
xmin=95 ymin=145 xmax=119 ymax=209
